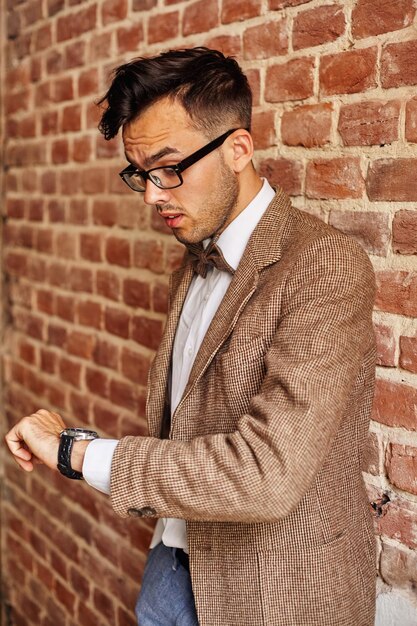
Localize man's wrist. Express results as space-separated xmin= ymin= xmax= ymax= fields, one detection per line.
xmin=71 ymin=440 xmax=92 ymax=473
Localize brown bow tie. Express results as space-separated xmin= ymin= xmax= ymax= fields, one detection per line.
xmin=187 ymin=238 xmax=235 ymax=279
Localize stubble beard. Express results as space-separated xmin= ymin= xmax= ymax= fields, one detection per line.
xmin=173 ymin=162 xmax=240 ymax=245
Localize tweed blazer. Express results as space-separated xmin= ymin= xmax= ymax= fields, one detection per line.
xmin=110 ymin=188 xmax=377 ymax=626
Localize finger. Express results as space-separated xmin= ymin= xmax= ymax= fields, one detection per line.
xmin=12 ymin=456 xmax=34 ymax=472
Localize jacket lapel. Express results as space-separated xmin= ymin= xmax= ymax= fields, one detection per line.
xmin=147 ymin=188 xmax=292 ymax=437
xmin=171 ymin=188 xmax=291 ymax=422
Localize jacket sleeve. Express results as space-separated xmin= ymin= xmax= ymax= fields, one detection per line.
xmin=109 ymin=234 xmax=376 ymax=522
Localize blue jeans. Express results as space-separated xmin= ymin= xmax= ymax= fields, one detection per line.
xmin=135 ymin=542 xmax=199 ymax=626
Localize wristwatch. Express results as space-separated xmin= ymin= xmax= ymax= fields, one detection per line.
xmin=57 ymin=428 xmax=99 ymax=480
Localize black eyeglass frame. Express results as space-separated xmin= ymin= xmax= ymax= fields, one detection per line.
xmin=119 ymin=128 xmax=241 ymax=192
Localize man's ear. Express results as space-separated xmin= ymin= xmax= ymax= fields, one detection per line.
xmin=227 ymin=130 xmax=254 ymax=173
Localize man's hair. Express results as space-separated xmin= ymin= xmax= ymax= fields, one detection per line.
xmin=98 ymin=47 xmax=252 ymax=140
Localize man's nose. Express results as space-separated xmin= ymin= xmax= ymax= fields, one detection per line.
xmin=143 ymin=180 xmax=171 ymax=206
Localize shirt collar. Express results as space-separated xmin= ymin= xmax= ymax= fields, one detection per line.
xmin=206 ymin=179 xmax=275 ymax=271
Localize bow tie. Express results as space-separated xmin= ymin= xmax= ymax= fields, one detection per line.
xmin=187 ymin=238 xmax=235 ymax=279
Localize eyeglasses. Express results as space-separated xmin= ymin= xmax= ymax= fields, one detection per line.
xmin=119 ymin=128 xmax=239 ymax=193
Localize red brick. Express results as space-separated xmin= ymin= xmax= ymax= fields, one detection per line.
xmin=93 ymin=339 xmax=119 ymax=370
xmin=56 ymin=294 xmax=75 ymax=322
xmin=53 ymin=76 xmax=74 ymax=103
xmin=378 ymin=510 xmax=417 ymax=575
xmin=265 ymin=58 xmax=314 ymax=102
xmin=183 ymin=0 xmax=218 ymax=36
xmin=148 ymin=12 xmax=179 ymax=44
xmin=47 ymin=324 xmax=67 ymax=348
xmin=60 ymin=170 xmax=81 ymax=195
xmin=42 ymin=111 xmax=59 ymax=136
xmin=47 ymin=49 xmax=64 ymax=75
xmin=399 ymin=335 xmax=417 ymax=374
xmin=320 ymin=47 xmax=377 ymax=96
xmin=306 ymin=158 xmax=364 ymax=200
xmin=77 ymin=301 xmax=102 ymax=329
xmin=41 ymin=172 xmax=57 ymax=195
xmin=62 ymin=104 xmax=82 ymax=133
xmin=34 ymin=23 xmax=52 ymax=51
xmin=86 ymin=368 xmax=109 ymax=397
xmin=281 ymin=103 xmax=332 ymax=148
xmin=59 ymin=357 xmax=81 ymax=388
xmin=19 ymin=339 xmax=36 ymax=365
xmin=367 ymin=159 xmax=417 ymax=202
xmin=375 ymin=323 xmax=396 ymax=367
xmin=96 ymin=135 xmax=120 ymax=160
xmin=49 ymin=200 xmax=66 ymax=222
xmin=123 ymin=279 xmax=151 ymax=309
xmin=243 ymin=19 xmax=287 ymax=60
xmin=131 ymin=316 xmax=163 ymax=351
xmin=92 ymin=403 xmax=119 ymax=438
xmin=69 ymin=199 xmax=88 ymax=225
xmin=405 ymin=97 xmax=417 ymax=143
xmin=372 ymin=378 xmax=417 ymax=430
xmin=57 ymin=5 xmax=97 ymax=41
xmin=133 ymin=0 xmax=157 ymax=8
xmin=48 ymin=0 xmax=65 ymax=16
xmin=329 ymin=210 xmax=389 ymax=256
xmin=102 ymin=0 xmax=127 ymax=24
xmin=203 ymin=35 xmax=241 ymax=58
xmin=222 ymin=0 xmax=262 ymax=22
xmin=152 ymin=282 xmax=169 ymax=314
xmin=352 ymin=0 xmax=415 ymax=38
xmin=6 ymin=90 xmax=30 ymax=114
xmin=93 ymin=589 xmax=115 ymax=623
xmin=382 ymin=40 xmax=417 ymax=89
xmin=134 ymin=239 xmax=165 ymax=274
xmin=88 ymin=32 xmax=112 ymax=63
xmin=70 ymin=388 xmax=90 ymax=424
xmin=392 ymin=210 xmax=417 ymax=255
xmin=55 ymin=232 xmax=77 ymax=260
xmin=338 ymin=100 xmax=400 ymax=147
xmin=386 ymin=444 xmax=417 ymax=496
xmin=258 ymin=158 xmax=303 ymax=196
xmin=67 ymin=330 xmax=95 ymax=359
xmin=105 ymin=237 xmax=131 ymax=267
xmin=65 ymin=40 xmax=86 ymax=69
xmin=105 ymin=307 xmax=130 ymax=339
xmin=78 ymin=68 xmax=99 ymax=97
xmin=293 ymin=4 xmax=345 ymax=50
xmin=375 ymin=270 xmax=417 ymax=317
xmin=109 ymin=380 xmax=140 ymax=413
xmin=121 ymin=348 xmax=151 ymax=385
xmin=97 ymin=270 xmax=120 ymax=301
xmin=252 ymin=111 xmax=276 ymax=150
xmin=80 ymin=233 xmax=102 ymax=262
xmin=116 ymin=24 xmax=143 ymax=54
xmin=72 ymin=136 xmax=93 ymax=163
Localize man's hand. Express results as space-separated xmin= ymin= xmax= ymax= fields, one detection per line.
xmin=5 ymin=409 xmax=66 ymax=473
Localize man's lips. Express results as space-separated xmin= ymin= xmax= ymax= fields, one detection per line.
xmin=159 ymin=212 xmax=183 ymax=228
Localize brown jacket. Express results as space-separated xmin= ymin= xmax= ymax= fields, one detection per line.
xmin=110 ymin=188 xmax=377 ymax=626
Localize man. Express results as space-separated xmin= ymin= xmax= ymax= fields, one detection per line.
xmin=5 ymin=48 xmax=376 ymax=625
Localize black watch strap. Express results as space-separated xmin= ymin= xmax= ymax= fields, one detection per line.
xmin=57 ymin=434 xmax=84 ymax=480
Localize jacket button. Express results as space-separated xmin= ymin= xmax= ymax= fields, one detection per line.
xmin=127 ymin=507 xmax=156 ymax=517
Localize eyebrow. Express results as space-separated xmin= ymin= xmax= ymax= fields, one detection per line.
xmin=126 ymin=146 xmax=183 ymax=170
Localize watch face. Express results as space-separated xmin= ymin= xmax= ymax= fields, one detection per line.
xmin=60 ymin=428 xmax=99 ymax=441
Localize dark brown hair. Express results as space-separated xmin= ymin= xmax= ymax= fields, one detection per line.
xmin=98 ymin=47 xmax=252 ymax=140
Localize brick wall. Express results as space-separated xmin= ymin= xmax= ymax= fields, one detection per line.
xmin=1 ymin=0 xmax=417 ymax=624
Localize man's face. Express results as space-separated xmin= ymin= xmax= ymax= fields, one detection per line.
xmin=122 ymin=98 xmax=239 ymax=244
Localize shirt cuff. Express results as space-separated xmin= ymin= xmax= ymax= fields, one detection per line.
xmin=82 ymin=438 xmax=119 ymax=495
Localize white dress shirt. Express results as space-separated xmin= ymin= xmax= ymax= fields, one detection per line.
xmin=83 ymin=179 xmax=275 ymax=552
